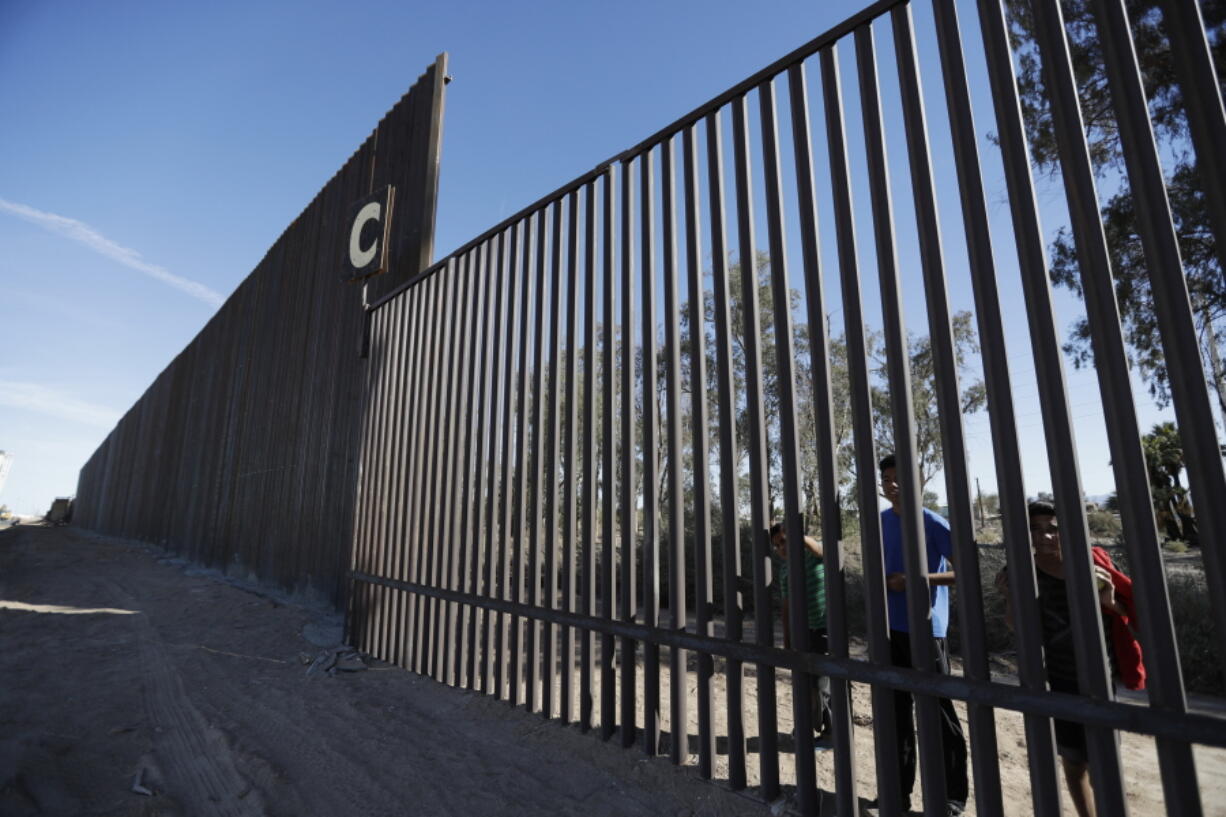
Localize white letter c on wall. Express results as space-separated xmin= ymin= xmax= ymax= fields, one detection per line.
xmin=349 ymin=202 xmax=382 ymax=269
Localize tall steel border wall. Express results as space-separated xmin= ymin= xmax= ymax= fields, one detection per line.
xmin=74 ymin=56 xmax=448 ymax=605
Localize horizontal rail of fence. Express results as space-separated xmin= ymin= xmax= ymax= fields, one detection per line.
xmin=348 ymin=2 xmax=1226 ymax=816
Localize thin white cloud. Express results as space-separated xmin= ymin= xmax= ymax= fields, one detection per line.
xmin=0 ymin=380 xmax=121 ymax=429
xmin=0 ymin=197 xmax=225 ymax=307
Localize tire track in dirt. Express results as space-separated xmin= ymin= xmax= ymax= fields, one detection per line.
xmin=105 ymin=577 xmax=265 ymax=817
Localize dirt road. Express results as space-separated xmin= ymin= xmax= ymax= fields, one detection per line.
xmin=0 ymin=524 xmax=758 ymax=816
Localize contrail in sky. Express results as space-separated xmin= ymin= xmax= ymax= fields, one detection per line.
xmin=0 ymin=197 xmax=225 ymax=307
xmin=0 ymin=380 xmax=120 ymax=429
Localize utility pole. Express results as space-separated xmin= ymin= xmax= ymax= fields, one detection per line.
xmin=975 ymin=477 xmax=985 ymax=533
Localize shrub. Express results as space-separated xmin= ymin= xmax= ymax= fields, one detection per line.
xmin=1167 ymin=570 xmax=1223 ymax=695
xmin=1086 ymin=509 xmax=1122 ymax=540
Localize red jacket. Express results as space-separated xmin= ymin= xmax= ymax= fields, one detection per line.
xmin=1092 ymin=547 xmax=1146 ymax=690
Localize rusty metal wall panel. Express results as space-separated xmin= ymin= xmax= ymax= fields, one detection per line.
xmin=74 ymin=58 xmax=448 ymax=605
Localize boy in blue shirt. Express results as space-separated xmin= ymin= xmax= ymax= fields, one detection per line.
xmin=877 ymin=454 xmax=968 ymax=815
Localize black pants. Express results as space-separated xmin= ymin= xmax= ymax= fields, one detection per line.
xmin=889 ymin=630 xmax=968 ymax=804
xmin=807 ymin=628 xmax=832 ymax=735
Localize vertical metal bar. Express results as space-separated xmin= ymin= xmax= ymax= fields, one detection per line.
xmin=1158 ymin=0 xmax=1226 ymax=283
xmin=482 ymin=231 xmax=510 ymax=694
xmin=972 ymin=0 xmax=1099 ymax=811
xmin=1090 ymin=0 xmax=1220 ymax=809
xmin=640 ymin=149 xmax=663 ymax=756
xmin=345 ymin=302 xmax=375 ymax=651
xmin=425 ymin=263 xmax=459 ymax=680
xmin=619 ymin=157 xmax=639 ymax=748
xmin=370 ymin=296 xmax=395 ymax=662
xmin=445 ymin=252 xmax=476 ymax=686
xmin=407 ymin=276 xmax=434 ymax=673
xmin=581 ymin=181 xmax=598 ymax=732
xmin=375 ymin=295 xmax=404 ymax=666
xmin=496 ymin=224 xmax=523 ymax=700
xmin=411 ymin=275 xmax=444 ymax=674
xmin=705 ymin=109 xmax=748 ymax=791
xmin=466 ymin=241 xmax=494 ymax=689
xmin=395 ymin=293 xmax=417 ymax=667
xmin=398 ymin=284 xmax=427 ymax=670
xmin=562 ymin=190 xmax=581 ymax=724
xmin=660 ymin=136 xmax=689 ymax=765
xmin=392 ymin=285 xmax=421 ymax=667
xmin=480 ymin=229 xmax=510 ymax=691
xmin=393 ymin=293 xmax=416 ymax=668
xmin=369 ymin=292 xmax=400 ymax=662
xmin=387 ymin=294 xmax=412 ymax=666
xmin=544 ymin=202 xmax=564 ymax=719
xmin=682 ymin=123 xmax=717 ymax=777
xmin=390 ymin=287 xmax=422 ymax=670
xmin=785 ymin=60 xmax=859 ymax=814
xmin=408 ymin=279 xmax=431 ymax=674
xmin=351 ymin=304 xmax=384 ymax=652
xmin=528 ymin=209 xmax=549 ymax=713
xmin=511 ymin=215 xmax=537 ymax=707
xmin=349 ymin=303 xmax=382 ymax=652
xmin=393 ymin=288 xmax=424 ymax=670
xmin=731 ymin=93 xmax=781 ymax=800
xmin=430 ymin=260 xmax=460 ymax=681
xmin=423 ymin=265 xmax=452 ymax=678
xmin=601 ymin=166 xmax=618 ymax=741
xmin=820 ymin=41 xmax=905 ymax=815
xmin=758 ymin=76 xmax=818 ymax=816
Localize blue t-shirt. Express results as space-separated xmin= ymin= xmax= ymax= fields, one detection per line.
xmin=881 ymin=507 xmax=953 ymax=637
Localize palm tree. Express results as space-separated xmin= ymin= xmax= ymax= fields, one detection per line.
xmin=1142 ymin=422 xmax=1199 ymax=546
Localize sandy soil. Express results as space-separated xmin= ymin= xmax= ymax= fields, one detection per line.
xmin=2 ymin=524 xmax=1222 ymax=816
xmin=0 ymin=525 xmax=758 ymax=816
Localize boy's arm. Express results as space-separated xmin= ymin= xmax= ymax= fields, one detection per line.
xmin=802 ymin=534 xmax=823 ymax=560
xmin=928 ymin=552 xmax=956 ymax=586
xmin=928 ymin=516 xmax=956 ymax=586
xmin=885 ymin=522 xmax=956 ymax=590
xmin=885 ymin=565 xmax=956 ymax=590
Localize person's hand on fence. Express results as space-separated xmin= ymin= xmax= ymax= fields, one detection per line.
xmin=886 ymin=572 xmax=906 ymax=592
xmin=1095 ymin=565 xmax=1127 ymax=617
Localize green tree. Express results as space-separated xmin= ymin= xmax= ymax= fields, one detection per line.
xmin=1004 ymin=0 xmax=1226 ymax=418
xmin=1142 ymin=421 xmax=1199 ymax=544
xmin=867 ymin=311 xmax=988 ymax=497
xmin=687 ymin=256 xmax=985 ymax=527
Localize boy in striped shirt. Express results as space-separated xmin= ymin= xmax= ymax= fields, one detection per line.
xmin=772 ymin=522 xmax=833 ymax=749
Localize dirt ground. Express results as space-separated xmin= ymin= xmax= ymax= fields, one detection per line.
xmin=2 ymin=524 xmax=1223 ymax=816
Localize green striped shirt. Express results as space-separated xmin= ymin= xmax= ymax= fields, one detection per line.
xmin=779 ymin=550 xmax=826 ymax=630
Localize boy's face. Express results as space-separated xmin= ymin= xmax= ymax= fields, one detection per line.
xmin=880 ymin=466 xmax=900 ymax=505
xmin=771 ymin=530 xmax=786 ymax=557
xmin=1030 ymin=513 xmax=1061 ymax=560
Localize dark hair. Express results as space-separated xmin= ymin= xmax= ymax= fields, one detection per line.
xmin=878 ymin=454 xmax=895 ymax=475
xmin=769 ymin=522 xmax=784 ymax=538
xmin=1028 ymin=500 xmax=1056 ymax=520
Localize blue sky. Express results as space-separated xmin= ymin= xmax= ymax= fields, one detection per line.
xmin=0 ymin=0 xmax=1208 ymax=516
